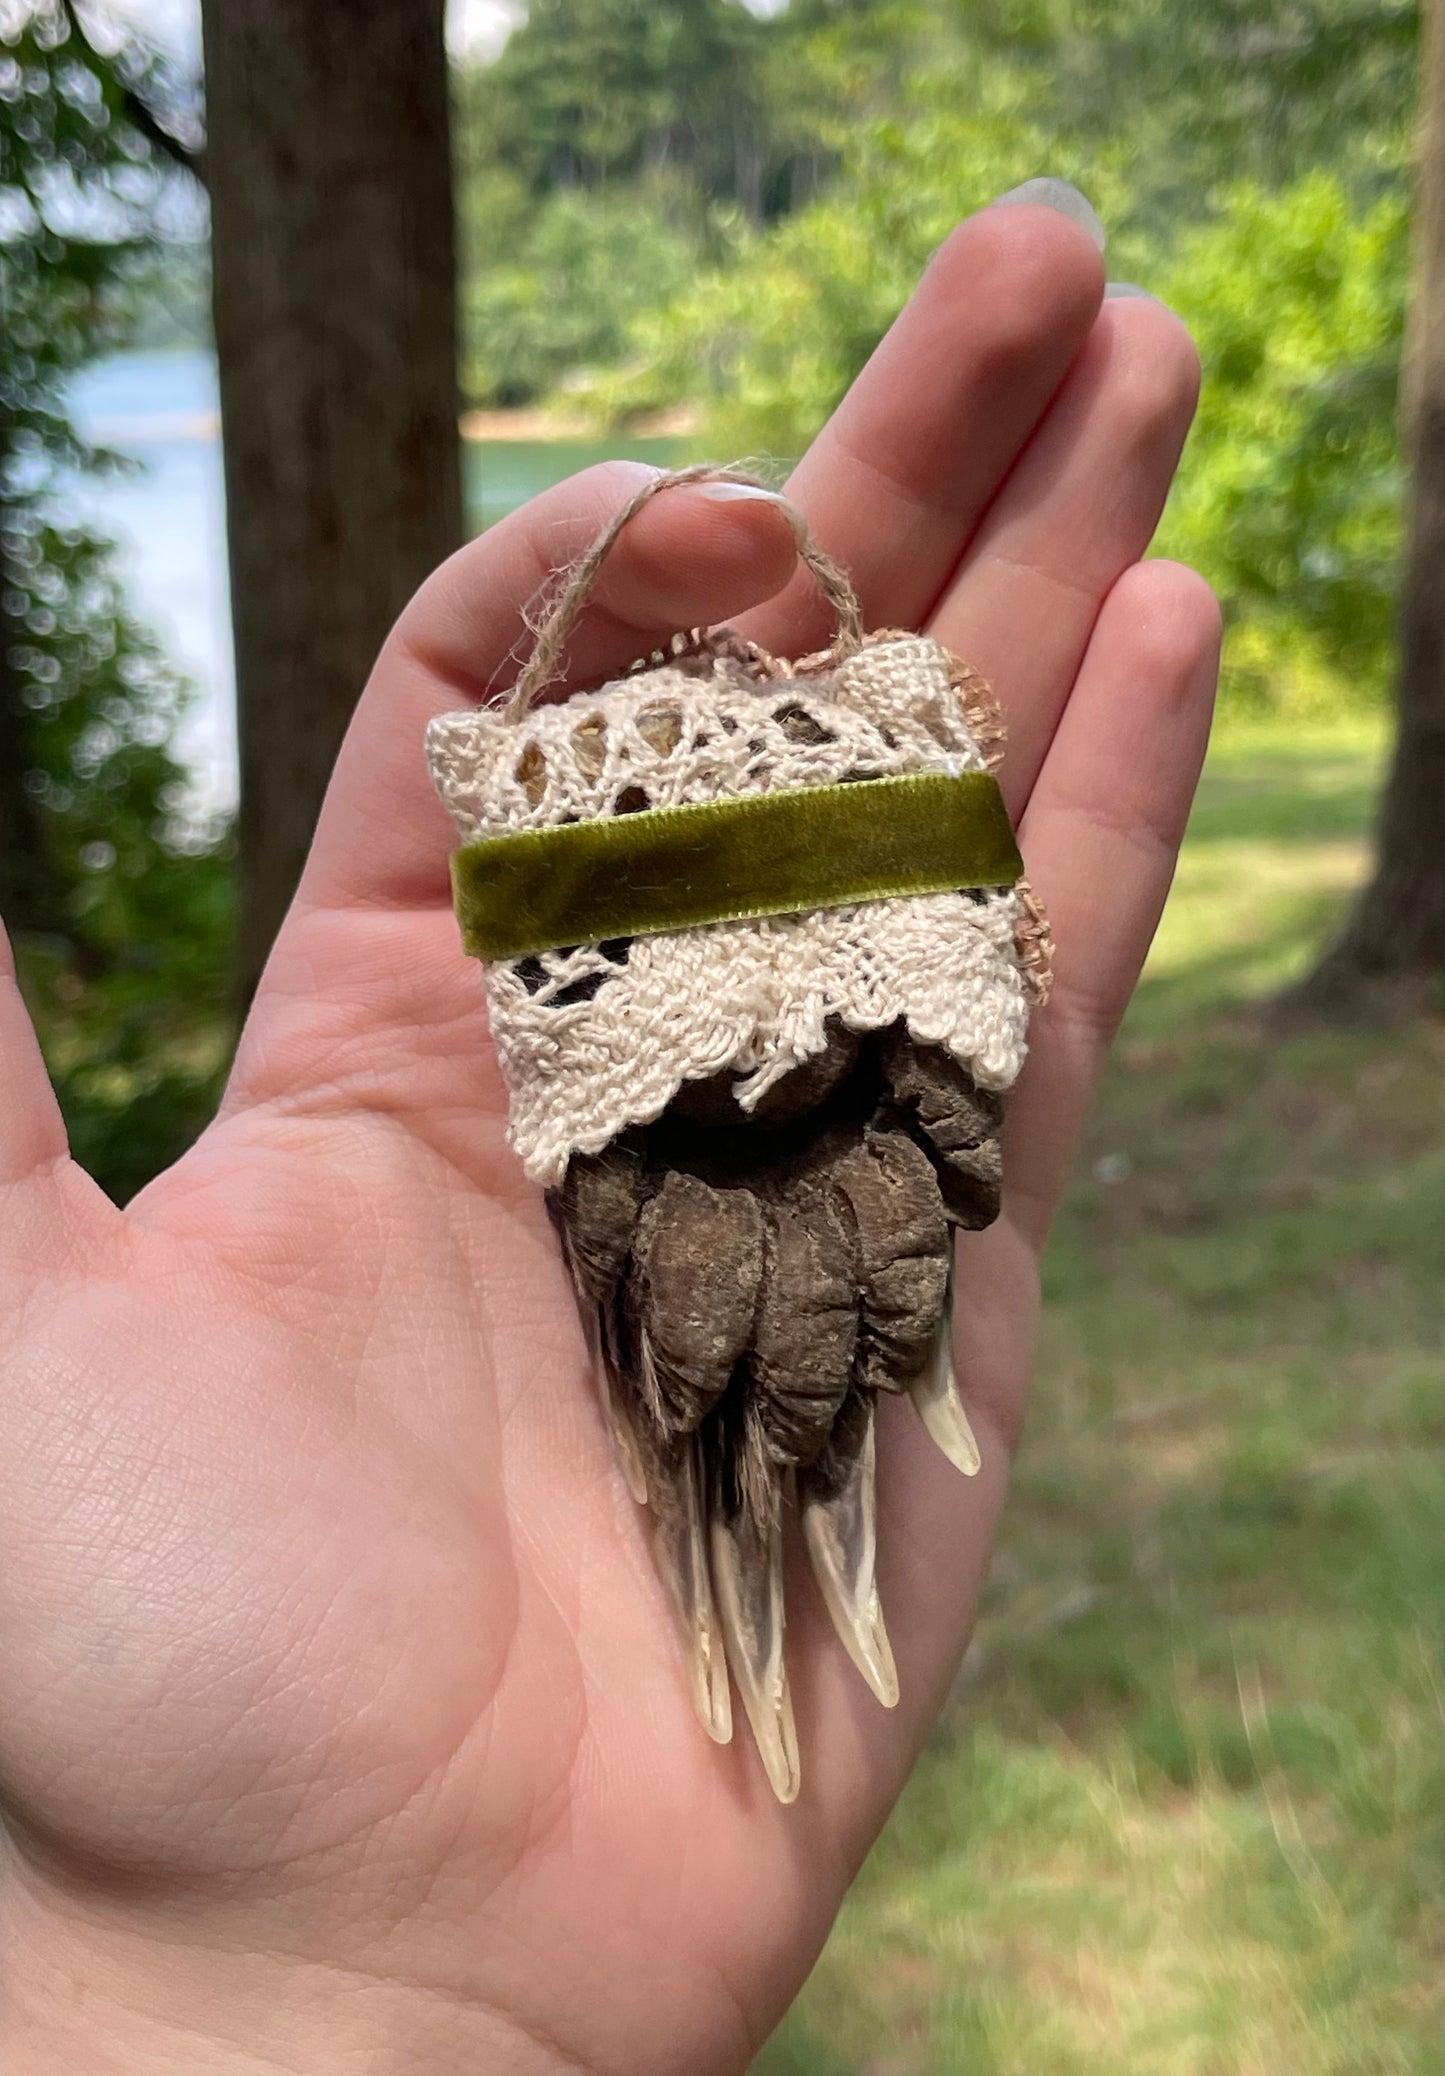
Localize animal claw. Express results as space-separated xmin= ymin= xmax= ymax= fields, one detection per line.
xmin=908 ymin=1267 xmax=981 ymax=1477
xmin=800 ymin=1391 xmax=899 ymax=1708
xmin=647 ymin=1430 xmax=732 ymax=1744
xmin=709 ymin=1473 xmax=799 ymax=1803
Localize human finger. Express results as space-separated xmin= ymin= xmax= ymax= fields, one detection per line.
xmin=929 ymin=292 xmax=1200 ymax=815
xmin=783 ymin=558 xmax=1219 ymax=1834
xmin=1002 ymin=556 xmax=1222 ymax=1248
xmin=741 ymin=199 xmax=1106 ymax=656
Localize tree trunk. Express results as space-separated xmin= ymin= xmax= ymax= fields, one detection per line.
xmin=1283 ymin=0 xmax=1444 ymax=1021
xmin=0 ymin=482 xmax=58 ymax=940
xmin=202 ymin=0 xmax=464 ymax=1003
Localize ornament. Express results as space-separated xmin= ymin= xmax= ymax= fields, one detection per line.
xmin=427 ymin=467 xmax=1049 ymax=1800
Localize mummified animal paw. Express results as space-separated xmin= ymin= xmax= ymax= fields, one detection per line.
xmin=429 ymin=514 xmax=1042 ymax=1800
xmin=548 ymin=1019 xmax=1002 ymax=1799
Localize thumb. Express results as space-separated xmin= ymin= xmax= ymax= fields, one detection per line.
xmin=297 ymin=461 xmax=805 ymax=920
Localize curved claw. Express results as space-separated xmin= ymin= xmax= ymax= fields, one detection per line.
xmin=800 ymin=1391 xmax=899 ymax=1708
xmin=709 ymin=1470 xmax=799 ymax=1803
xmin=647 ymin=1422 xmax=732 ymax=1744
xmin=908 ymin=1264 xmax=981 ymax=1477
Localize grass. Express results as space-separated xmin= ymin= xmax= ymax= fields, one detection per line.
xmin=757 ymin=714 xmax=1444 ymax=2076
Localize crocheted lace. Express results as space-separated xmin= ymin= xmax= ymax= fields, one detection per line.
xmin=428 ymin=633 xmax=1037 ymax=1184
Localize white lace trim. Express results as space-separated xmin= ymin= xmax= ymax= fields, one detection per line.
xmin=427 ymin=635 xmax=1030 ymax=1183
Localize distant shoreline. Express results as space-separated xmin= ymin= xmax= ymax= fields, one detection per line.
xmin=460 ymin=404 xmax=697 ymax=443
xmin=80 ymin=402 xmax=698 ymax=447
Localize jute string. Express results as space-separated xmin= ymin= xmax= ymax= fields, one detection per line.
xmin=504 ymin=463 xmax=865 ymax=722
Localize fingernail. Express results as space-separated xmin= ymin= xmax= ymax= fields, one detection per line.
xmin=696 ymin=480 xmax=809 ymax=549
xmin=1104 ymin=281 xmax=1160 ymax=302
xmin=993 ymin=177 xmax=1105 ymax=252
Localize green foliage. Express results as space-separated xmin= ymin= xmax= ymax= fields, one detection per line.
xmin=4 ymin=506 xmax=217 ymax=890
xmin=576 ymin=74 xmax=1066 ymax=447
xmin=462 ymin=179 xmax=701 ymax=407
xmin=452 ymin=0 xmax=864 ymax=408
xmin=1154 ymin=174 xmax=1408 ymax=707
xmin=556 ymin=0 xmax=1416 ymax=713
xmin=459 ymin=0 xmax=771 ymax=202
xmin=1052 ymin=0 xmax=1418 ymax=213
xmin=2 ymin=0 xmax=227 ymax=1200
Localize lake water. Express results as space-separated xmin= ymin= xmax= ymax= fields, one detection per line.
xmin=67 ymin=350 xmax=684 ymax=811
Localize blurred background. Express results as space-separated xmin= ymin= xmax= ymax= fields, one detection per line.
xmin=1 ymin=0 xmax=1440 ymax=2065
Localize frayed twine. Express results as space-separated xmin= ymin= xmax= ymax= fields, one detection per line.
xmin=505 ymin=462 xmax=863 ymax=722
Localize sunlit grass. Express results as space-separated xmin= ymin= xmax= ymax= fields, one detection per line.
xmin=759 ymin=715 xmax=1443 ymax=2074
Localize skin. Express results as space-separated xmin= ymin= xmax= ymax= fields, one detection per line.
xmin=0 ymin=201 xmax=1219 ymax=2075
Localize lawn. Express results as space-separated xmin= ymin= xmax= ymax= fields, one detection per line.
xmin=758 ymin=716 xmax=1444 ymax=2075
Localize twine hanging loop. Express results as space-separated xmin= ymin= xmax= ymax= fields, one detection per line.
xmin=504 ymin=463 xmax=864 ymax=722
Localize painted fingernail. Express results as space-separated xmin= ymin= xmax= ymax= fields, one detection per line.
xmin=696 ymin=480 xmax=809 ymax=549
xmin=993 ymin=177 xmax=1105 ymax=252
xmin=1104 ymin=281 xmax=1160 ymax=302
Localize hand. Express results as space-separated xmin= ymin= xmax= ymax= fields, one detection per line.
xmin=0 ymin=200 xmax=1217 ymax=2074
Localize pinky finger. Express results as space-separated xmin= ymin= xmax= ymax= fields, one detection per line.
xmin=1004 ymin=558 xmax=1221 ymax=1249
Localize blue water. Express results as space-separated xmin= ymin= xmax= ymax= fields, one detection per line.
xmin=68 ymin=353 xmax=234 ymax=810
xmin=66 ymin=350 xmax=683 ymax=811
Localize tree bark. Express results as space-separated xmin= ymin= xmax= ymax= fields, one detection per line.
xmin=202 ymin=0 xmax=464 ymax=1003
xmin=1284 ymin=0 xmax=1444 ymax=1021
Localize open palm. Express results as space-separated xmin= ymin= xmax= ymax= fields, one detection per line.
xmin=0 ymin=200 xmax=1218 ymax=2075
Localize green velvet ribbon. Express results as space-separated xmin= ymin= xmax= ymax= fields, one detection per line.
xmin=451 ymin=768 xmax=1023 ymax=963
